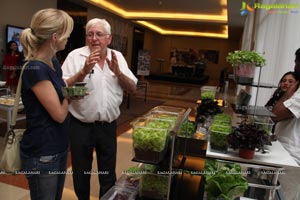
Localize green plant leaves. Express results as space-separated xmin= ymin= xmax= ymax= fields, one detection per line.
xmin=226 ymin=50 xmax=266 ymax=67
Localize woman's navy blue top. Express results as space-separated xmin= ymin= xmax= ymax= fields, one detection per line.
xmin=20 ymin=58 xmax=68 ymax=157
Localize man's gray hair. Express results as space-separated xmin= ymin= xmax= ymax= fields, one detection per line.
xmin=86 ymin=18 xmax=111 ymax=35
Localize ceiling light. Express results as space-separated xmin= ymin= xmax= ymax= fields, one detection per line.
xmin=136 ymin=21 xmax=228 ymax=39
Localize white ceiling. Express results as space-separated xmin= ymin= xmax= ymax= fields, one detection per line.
xmin=80 ymin=0 xmax=247 ymax=40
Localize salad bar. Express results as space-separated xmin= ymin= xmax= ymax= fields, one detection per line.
xmin=101 ymin=85 xmax=299 ymax=200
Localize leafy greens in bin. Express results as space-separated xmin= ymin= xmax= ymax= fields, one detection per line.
xmin=133 ymin=118 xmax=175 ymax=152
xmin=133 ymin=128 xmax=168 ymax=152
xmin=209 ymin=125 xmax=232 ymax=151
xmin=179 ymin=120 xmax=196 ymax=137
xmin=140 ymin=173 xmax=169 ymax=199
xmin=147 ymin=120 xmax=173 ymax=129
xmin=204 ymin=160 xmax=248 ymax=200
xmin=213 ymin=113 xmax=232 ymax=124
xmin=139 ymin=164 xmax=169 ymax=199
xmin=61 ymin=86 xmax=87 ymax=97
xmin=125 ymin=166 xmax=141 ymax=178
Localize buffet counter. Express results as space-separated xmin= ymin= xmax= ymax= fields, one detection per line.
xmin=195 ymin=95 xmax=300 ymax=199
xmin=206 ymin=140 xmax=299 ymax=199
xmin=207 ymin=140 xmax=299 ymax=169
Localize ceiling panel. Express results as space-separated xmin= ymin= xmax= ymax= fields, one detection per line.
xmin=82 ymin=0 xmax=246 ymax=40
xmin=105 ymin=0 xmax=225 ymax=15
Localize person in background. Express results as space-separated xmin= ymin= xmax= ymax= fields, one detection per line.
xmin=3 ymin=40 xmax=21 ymax=94
xmin=219 ymin=67 xmax=229 ymax=92
xmin=264 ymin=71 xmax=296 ymax=137
xmin=272 ymin=48 xmax=300 ymax=165
xmin=169 ymin=52 xmax=177 ymax=74
xmin=265 ymin=71 xmax=296 ymax=110
xmin=62 ymin=18 xmax=137 ymax=199
xmin=19 ymin=8 xmax=74 ymax=200
xmin=170 ymin=52 xmax=177 ymax=66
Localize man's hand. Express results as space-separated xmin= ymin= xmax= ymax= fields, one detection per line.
xmin=106 ymin=51 xmax=122 ymax=76
xmin=83 ymin=49 xmax=101 ymax=74
xmin=271 ymin=81 xmax=299 ymax=122
xmin=106 ymin=50 xmax=136 ymax=93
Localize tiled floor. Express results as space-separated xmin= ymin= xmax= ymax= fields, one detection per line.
xmin=0 ymin=79 xmax=299 ymax=200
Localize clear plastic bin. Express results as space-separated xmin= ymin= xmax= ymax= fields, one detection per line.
xmin=144 ymin=111 xmax=179 ymax=124
xmin=201 ymin=86 xmax=218 ymax=100
xmin=148 ymin=105 xmax=186 ymax=115
xmin=210 ymin=125 xmax=232 ymax=152
xmin=101 ymin=186 xmax=137 ymax=200
xmin=116 ymin=164 xmax=144 ymax=190
xmin=139 ymin=172 xmax=172 ymax=200
xmin=115 ymin=174 xmax=140 ymax=190
xmin=178 ymin=120 xmax=196 ymax=138
xmin=213 ymin=113 xmax=232 ymax=125
xmin=132 ymin=117 xmax=175 ymax=133
xmin=253 ymin=116 xmax=274 ymax=134
xmin=61 ymin=86 xmax=87 ymax=97
xmin=132 ymin=117 xmax=174 ymax=163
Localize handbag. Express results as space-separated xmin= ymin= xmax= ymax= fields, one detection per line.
xmin=0 ymin=129 xmax=24 ymax=173
xmin=0 ymin=62 xmax=27 ymax=174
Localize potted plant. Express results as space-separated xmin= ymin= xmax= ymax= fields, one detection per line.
xmin=226 ymin=122 xmax=272 ymax=159
xmin=226 ymin=50 xmax=266 ymax=84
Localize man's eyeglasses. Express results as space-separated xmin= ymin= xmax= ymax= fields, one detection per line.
xmin=86 ymin=32 xmax=109 ymax=39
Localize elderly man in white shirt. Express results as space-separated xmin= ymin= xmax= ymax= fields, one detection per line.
xmin=63 ymin=18 xmax=137 ymax=199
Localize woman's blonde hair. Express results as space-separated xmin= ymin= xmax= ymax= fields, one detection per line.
xmin=20 ymin=8 xmax=73 ymax=60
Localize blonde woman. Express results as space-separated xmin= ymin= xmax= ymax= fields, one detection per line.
xmin=19 ymin=8 xmax=74 ymax=200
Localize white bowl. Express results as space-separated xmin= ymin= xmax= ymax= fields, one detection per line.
xmin=0 ymin=81 xmax=6 ymax=87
